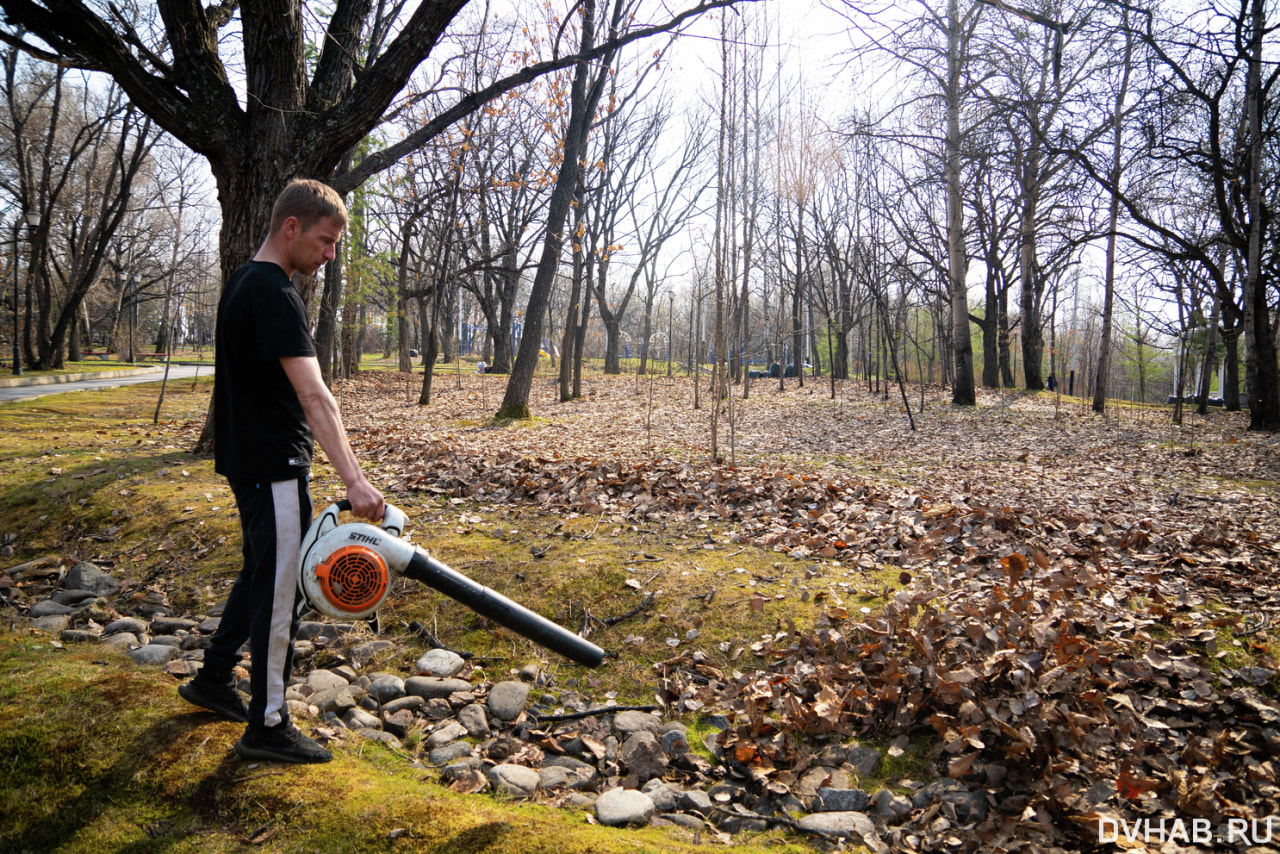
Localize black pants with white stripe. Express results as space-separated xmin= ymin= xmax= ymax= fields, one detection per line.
xmin=202 ymin=476 xmax=312 ymax=728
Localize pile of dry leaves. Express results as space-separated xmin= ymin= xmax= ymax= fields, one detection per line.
xmin=337 ymin=372 xmax=1280 ymax=851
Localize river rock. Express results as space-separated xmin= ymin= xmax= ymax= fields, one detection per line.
xmin=439 ymin=760 xmax=486 ymax=788
xmin=796 ymin=811 xmax=877 ymax=841
xmin=344 ymin=708 xmax=381 ymax=730
xmin=613 ymin=709 xmax=663 ymax=734
xmin=51 ymin=589 xmax=97 ymax=605
xmin=349 ymin=639 xmax=393 ymax=667
xmin=487 ymin=763 xmax=540 ymax=799
xmin=796 ymin=765 xmax=851 ymax=800
xmin=712 ymin=806 xmax=769 ymax=833
xmin=381 ymin=695 xmax=424 ymax=715
xmin=383 ymin=703 xmax=415 ymax=733
xmin=595 ymin=788 xmax=655 ymax=827
xmin=415 ymin=648 xmax=466 ymax=677
xmin=423 ymin=698 xmax=454 ymax=720
xmin=871 ymin=789 xmax=913 ymax=823
xmin=659 ymin=728 xmax=689 ymax=755
xmin=537 ymin=765 xmax=575 ymax=790
xmin=562 ymin=792 xmax=597 ymax=810
xmin=164 ymin=659 xmax=201 ymax=678
xmin=457 ymin=703 xmax=490 ymax=737
xmin=64 ymin=561 xmax=120 ymax=596
xmin=356 ymin=728 xmax=402 ymax=749
xmin=487 ymin=681 xmax=530 ymax=721
xmin=306 ymin=669 xmax=350 ymax=691
xmin=104 ymin=616 xmax=148 ymax=636
xmin=296 ymin=621 xmax=355 ymax=643
xmin=543 ymin=755 xmax=599 ymax=782
xmin=619 ymin=731 xmax=669 ymax=782
xmin=677 ymin=788 xmax=714 ymax=814
xmin=640 ymin=779 xmax=679 ymax=812
xmin=815 ymin=744 xmax=848 ymax=766
xmin=846 ymin=746 xmax=882 ymax=777
xmin=427 ymin=721 xmax=468 ymax=749
xmin=405 ymin=676 xmax=471 ymax=700
xmin=660 ymin=813 xmax=706 ymax=830
xmin=32 ymin=614 xmax=70 ymax=633
xmin=151 ymin=616 xmax=197 ymax=635
xmin=816 ymin=787 xmax=871 ymax=812
xmin=128 ymin=644 xmax=179 ymax=665
xmin=309 ymin=686 xmax=357 ymax=715
xmin=29 ymin=599 xmax=73 ymax=618
xmin=429 ymin=741 xmax=473 ymax=766
xmin=368 ymin=673 xmax=405 ymax=704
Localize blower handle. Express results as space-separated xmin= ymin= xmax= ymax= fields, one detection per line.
xmin=331 ymin=499 xmax=406 ymax=538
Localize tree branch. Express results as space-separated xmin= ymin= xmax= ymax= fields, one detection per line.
xmin=333 ymin=0 xmax=759 ymax=193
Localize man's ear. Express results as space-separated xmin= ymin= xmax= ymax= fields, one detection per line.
xmin=281 ymin=216 xmax=301 ymax=239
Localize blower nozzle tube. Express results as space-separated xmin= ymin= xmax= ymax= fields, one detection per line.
xmin=402 ymin=550 xmax=605 ymax=668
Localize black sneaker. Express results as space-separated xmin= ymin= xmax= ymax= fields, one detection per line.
xmin=234 ymin=721 xmax=333 ymax=764
xmin=178 ymin=675 xmax=249 ymax=723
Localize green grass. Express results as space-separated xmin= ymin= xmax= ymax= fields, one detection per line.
xmin=0 ymin=636 xmax=817 ymax=854
xmin=0 ymin=378 xmax=854 ymax=853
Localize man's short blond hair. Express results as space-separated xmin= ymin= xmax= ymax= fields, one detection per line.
xmin=270 ymin=179 xmax=348 ymax=234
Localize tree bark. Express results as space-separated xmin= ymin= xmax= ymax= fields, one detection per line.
xmin=946 ymin=0 xmax=976 ymax=405
xmin=1093 ymin=15 xmax=1132 ymax=414
xmin=1241 ymin=0 xmax=1279 ymax=430
xmin=499 ymin=0 xmax=617 ymax=420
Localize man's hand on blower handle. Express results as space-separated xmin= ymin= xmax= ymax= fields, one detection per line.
xmin=345 ymin=476 xmax=384 ymax=524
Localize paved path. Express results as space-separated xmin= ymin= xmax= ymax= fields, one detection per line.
xmin=0 ymin=364 xmax=208 ymax=403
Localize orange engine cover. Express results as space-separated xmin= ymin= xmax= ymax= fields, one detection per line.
xmin=313 ymin=544 xmax=391 ymax=615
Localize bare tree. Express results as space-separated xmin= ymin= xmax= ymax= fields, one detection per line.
xmin=499 ymin=0 xmax=630 ymax=419
xmin=1066 ymin=0 xmax=1280 ymax=429
xmin=1091 ymin=7 xmax=1135 ymax=414
xmin=2 ymin=56 xmax=157 ymax=369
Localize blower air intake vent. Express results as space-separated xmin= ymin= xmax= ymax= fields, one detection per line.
xmin=314 ymin=545 xmax=390 ymax=614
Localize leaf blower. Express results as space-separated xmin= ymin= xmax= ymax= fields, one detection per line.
xmin=297 ymin=501 xmax=604 ymax=668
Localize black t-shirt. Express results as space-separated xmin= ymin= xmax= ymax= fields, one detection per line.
xmin=214 ymin=261 xmax=316 ymax=483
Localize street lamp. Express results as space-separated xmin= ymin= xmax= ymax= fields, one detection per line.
xmin=11 ymin=210 xmax=38 ymax=376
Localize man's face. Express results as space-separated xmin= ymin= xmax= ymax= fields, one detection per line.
xmin=289 ymin=216 xmax=344 ymax=277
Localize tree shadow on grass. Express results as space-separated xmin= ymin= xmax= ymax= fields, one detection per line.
xmin=442 ymin=820 xmax=517 ymax=851
xmin=1 ymin=712 xmax=219 ymax=854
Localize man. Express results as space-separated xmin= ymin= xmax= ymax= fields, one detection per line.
xmin=179 ymin=179 xmax=384 ymax=764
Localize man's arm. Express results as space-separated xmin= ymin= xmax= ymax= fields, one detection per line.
xmin=281 ymin=355 xmax=384 ymax=522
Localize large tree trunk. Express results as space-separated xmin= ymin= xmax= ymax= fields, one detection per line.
xmin=1196 ymin=293 xmax=1221 ymax=415
xmin=945 ymin=0 xmax=975 ymax=405
xmin=1221 ymin=313 xmax=1242 ymax=411
xmin=396 ymin=222 xmax=415 ymax=373
xmin=560 ymin=183 xmax=586 ymax=401
xmin=790 ymin=201 xmax=805 ymax=387
xmin=573 ymin=257 xmax=592 ymax=399
xmin=499 ymin=0 xmax=615 ymax=420
xmin=1017 ymin=141 xmax=1044 ymax=392
xmin=1242 ymin=0 xmax=1280 ymax=430
xmin=1093 ymin=15 xmax=1132 ymax=414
